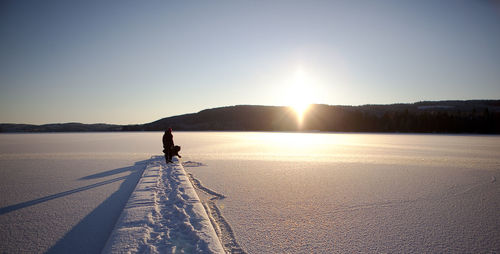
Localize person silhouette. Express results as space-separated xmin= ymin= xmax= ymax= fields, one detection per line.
xmin=162 ymin=128 xmax=174 ymax=163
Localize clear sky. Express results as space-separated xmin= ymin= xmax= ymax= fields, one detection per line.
xmin=1 ymin=0 xmax=500 ymax=124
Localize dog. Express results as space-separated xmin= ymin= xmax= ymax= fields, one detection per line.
xmin=163 ymin=145 xmax=182 ymax=158
xmin=171 ymin=145 xmax=181 ymax=158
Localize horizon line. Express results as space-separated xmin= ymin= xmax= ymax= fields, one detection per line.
xmin=1 ymin=99 xmax=498 ymax=126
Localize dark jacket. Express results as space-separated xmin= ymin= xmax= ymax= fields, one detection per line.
xmin=162 ymin=132 xmax=174 ymax=149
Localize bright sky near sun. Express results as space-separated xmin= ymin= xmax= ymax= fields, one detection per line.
xmin=1 ymin=0 xmax=500 ymax=124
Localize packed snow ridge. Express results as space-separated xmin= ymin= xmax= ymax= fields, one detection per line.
xmin=102 ymin=156 xmax=224 ymax=253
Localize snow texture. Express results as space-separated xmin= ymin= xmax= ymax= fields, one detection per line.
xmin=102 ymin=156 xmax=224 ymax=254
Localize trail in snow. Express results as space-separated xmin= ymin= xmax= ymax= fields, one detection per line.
xmin=186 ymin=171 xmax=246 ymax=254
xmin=102 ymin=156 xmax=224 ymax=253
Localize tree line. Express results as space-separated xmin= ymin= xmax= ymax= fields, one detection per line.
xmin=124 ymin=102 xmax=500 ymax=134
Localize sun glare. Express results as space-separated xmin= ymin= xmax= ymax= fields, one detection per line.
xmin=286 ymin=67 xmax=315 ymax=126
xmin=291 ymin=102 xmax=310 ymax=124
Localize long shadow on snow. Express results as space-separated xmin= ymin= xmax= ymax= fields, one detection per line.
xmin=77 ymin=158 xmax=151 ymax=180
xmin=0 ymin=176 xmax=127 ymax=215
xmin=44 ymin=158 xmax=153 ymax=254
xmin=0 ymin=158 xmax=151 ymax=215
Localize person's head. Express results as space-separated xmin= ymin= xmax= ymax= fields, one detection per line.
xmin=165 ymin=128 xmax=172 ymax=133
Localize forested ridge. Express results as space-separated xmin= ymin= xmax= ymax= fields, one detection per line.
xmin=125 ymin=100 xmax=500 ymax=134
xmin=2 ymin=100 xmax=499 ymax=134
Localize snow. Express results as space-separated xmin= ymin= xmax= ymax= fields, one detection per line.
xmin=185 ymin=133 xmax=500 ymax=253
xmin=1 ymin=132 xmax=499 ymax=253
xmin=0 ymin=133 xmax=151 ymax=253
xmin=102 ymin=156 xmax=224 ymax=254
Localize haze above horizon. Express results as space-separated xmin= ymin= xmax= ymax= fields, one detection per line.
xmin=1 ymin=0 xmax=500 ymax=124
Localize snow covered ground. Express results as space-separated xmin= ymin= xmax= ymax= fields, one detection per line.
xmin=1 ymin=132 xmax=499 ymax=253
xmin=0 ymin=133 xmax=161 ymax=253
xmin=0 ymin=133 xmax=229 ymax=253
xmin=103 ymin=156 xmax=224 ymax=253
xmin=185 ymin=133 xmax=500 ymax=253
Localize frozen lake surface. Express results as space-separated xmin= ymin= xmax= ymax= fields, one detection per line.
xmin=184 ymin=132 xmax=500 ymax=253
xmin=0 ymin=133 xmax=160 ymax=253
xmin=1 ymin=132 xmax=499 ymax=253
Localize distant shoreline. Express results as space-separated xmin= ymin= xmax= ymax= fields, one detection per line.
xmin=2 ymin=100 xmax=500 ymax=134
xmin=1 ymin=131 xmax=499 ymax=137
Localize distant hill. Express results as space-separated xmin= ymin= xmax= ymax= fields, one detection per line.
xmin=123 ymin=105 xmax=298 ymax=131
xmin=123 ymin=100 xmax=500 ymax=134
xmin=2 ymin=100 xmax=500 ymax=133
xmin=0 ymin=123 xmax=122 ymax=133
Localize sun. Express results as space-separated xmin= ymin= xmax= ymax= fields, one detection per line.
xmin=288 ymin=86 xmax=311 ymax=122
xmin=291 ymin=102 xmax=310 ymax=124
xmin=276 ymin=66 xmax=322 ymax=128
xmin=286 ymin=68 xmax=313 ymax=126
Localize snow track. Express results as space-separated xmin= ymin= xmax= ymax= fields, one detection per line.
xmin=102 ymin=156 xmax=224 ymax=253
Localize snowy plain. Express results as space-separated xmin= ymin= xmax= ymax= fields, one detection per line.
xmin=185 ymin=132 xmax=500 ymax=253
xmin=0 ymin=133 xmax=159 ymax=253
xmin=1 ymin=132 xmax=499 ymax=253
